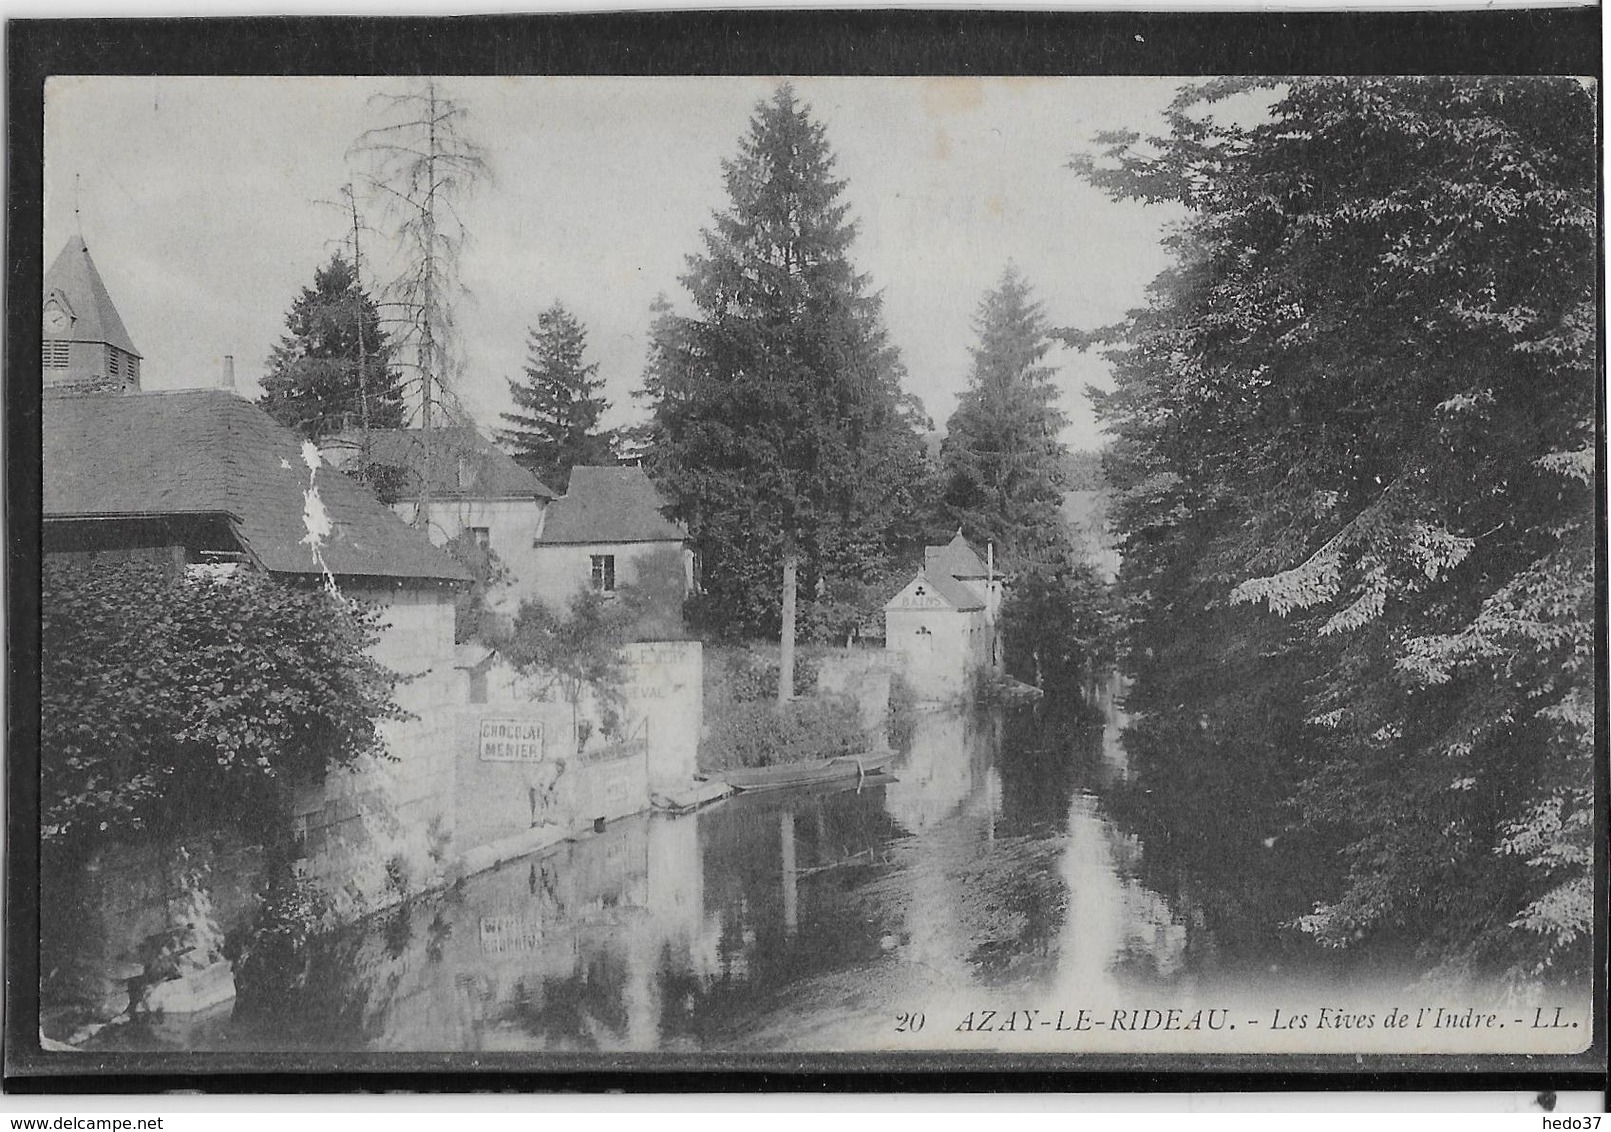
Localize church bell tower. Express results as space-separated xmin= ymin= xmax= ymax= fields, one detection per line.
xmin=43 ymin=235 xmax=143 ymax=395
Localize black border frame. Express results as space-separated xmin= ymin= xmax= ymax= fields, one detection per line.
xmin=6 ymin=8 xmax=1606 ymax=1096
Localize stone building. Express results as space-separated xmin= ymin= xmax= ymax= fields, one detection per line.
xmin=39 ymin=237 xmax=472 ymax=1032
xmin=42 ymin=236 xmax=143 ymax=395
xmin=527 ymin=465 xmax=693 ymax=618
xmin=883 ymin=532 xmax=1005 ymax=698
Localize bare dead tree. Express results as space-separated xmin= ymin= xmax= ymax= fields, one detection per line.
xmin=350 ymin=79 xmax=489 ymax=525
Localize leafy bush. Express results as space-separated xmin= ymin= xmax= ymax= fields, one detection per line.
xmin=502 ymin=590 xmax=631 ymax=704
xmin=229 ymin=858 xmax=335 ymax=1012
xmin=441 ymin=531 xmax=510 ymax=645
xmin=710 ymin=645 xmax=821 ymax=707
xmin=41 ymin=559 xmax=407 ymax=855
xmin=699 ymin=695 xmax=866 ymax=773
xmin=618 ymin=546 xmax=692 ymax=642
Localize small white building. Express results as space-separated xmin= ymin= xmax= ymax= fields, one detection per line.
xmin=884 ymin=532 xmax=1004 ymax=698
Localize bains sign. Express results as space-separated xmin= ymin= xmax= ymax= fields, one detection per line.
xmin=479 ymin=719 xmax=544 ymax=762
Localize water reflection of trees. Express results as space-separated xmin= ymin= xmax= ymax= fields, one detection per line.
xmin=1091 ymin=678 xmax=1347 ymax=973
xmin=654 ymin=788 xmax=904 ymax=1042
xmin=994 ymin=699 xmax=1086 ymax=836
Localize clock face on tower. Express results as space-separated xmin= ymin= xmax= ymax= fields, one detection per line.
xmin=43 ymin=306 xmax=69 ymax=334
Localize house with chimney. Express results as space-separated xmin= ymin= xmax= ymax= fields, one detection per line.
xmin=40 ymin=235 xmax=480 ymax=1017
xmin=38 ymin=235 xmax=713 ymax=1035
xmin=322 ymin=436 xmax=695 ymax=630
xmin=883 ymin=531 xmax=1005 ymax=698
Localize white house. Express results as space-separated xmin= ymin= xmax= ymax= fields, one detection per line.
xmin=323 ymin=427 xmax=559 ymax=619
xmin=884 ymin=532 xmax=1004 ymax=698
xmin=527 ymin=465 xmax=693 ymax=619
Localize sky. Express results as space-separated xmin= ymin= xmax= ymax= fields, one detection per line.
xmin=44 ymin=76 xmax=1188 ymax=451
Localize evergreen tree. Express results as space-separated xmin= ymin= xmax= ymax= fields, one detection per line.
xmin=1077 ymin=77 xmax=1596 ymax=981
xmin=498 ymin=302 xmax=614 ymax=493
xmin=642 ymin=86 xmax=928 ymax=667
xmin=259 ymin=252 xmax=403 ymax=439
xmin=940 ymin=266 xmax=1072 ymax=571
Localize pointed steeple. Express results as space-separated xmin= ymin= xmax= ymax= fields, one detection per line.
xmin=43 ymin=236 xmax=142 ymax=394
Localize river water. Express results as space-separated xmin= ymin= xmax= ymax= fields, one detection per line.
xmin=108 ymin=686 xmax=1589 ymax=1057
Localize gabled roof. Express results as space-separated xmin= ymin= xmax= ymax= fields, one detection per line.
xmin=540 ymin=465 xmax=686 ymax=545
xmin=344 ymin=428 xmax=557 ymax=500
xmin=45 ymin=390 xmax=469 ymax=582
xmin=44 ymin=236 xmax=141 ymax=356
xmin=925 ymin=531 xmax=989 ymax=580
xmin=884 ymin=568 xmax=986 ymax=613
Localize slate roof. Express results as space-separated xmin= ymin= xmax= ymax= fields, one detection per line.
xmin=923 ymin=570 xmax=987 ymax=611
xmin=348 ymin=428 xmax=557 ymax=500
xmin=925 ymin=531 xmax=989 ymax=580
xmin=44 ymin=236 xmax=141 ymax=355
xmin=44 ymin=390 xmax=469 ymax=582
xmin=884 ymin=569 xmax=985 ymax=613
xmin=540 ymin=465 xmax=686 ymax=545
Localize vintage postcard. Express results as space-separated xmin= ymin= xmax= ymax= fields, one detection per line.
xmin=9 ymin=12 xmax=1604 ymax=1088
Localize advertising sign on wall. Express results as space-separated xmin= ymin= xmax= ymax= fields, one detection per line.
xmin=478 ymin=719 xmax=544 ymax=763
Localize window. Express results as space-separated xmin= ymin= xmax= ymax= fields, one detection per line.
xmin=470 ymin=526 xmax=491 ymax=550
xmin=44 ymin=341 xmax=69 ymax=368
xmin=590 ymin=554 xmax=616 ymax=593
xmin=107 ymin=347 xmax=121 ymax=377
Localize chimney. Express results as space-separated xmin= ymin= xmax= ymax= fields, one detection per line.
xmin=221 ymin=354 xmax=235 ymax=392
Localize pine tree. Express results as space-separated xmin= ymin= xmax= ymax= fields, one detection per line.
xmin=1077 ymin=77 xmax=1596 ymax=980
xmin=940 ymin=265 xmax=1072 ymax=571
xmin=259 ymin=252 xmax=403 ymax=439
xmin=642 ymin=85 xmax=928 ymax=676
xmin=498 ymin=303 xmax=614 ymax=493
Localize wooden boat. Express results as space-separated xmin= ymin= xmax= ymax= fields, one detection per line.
xmin=650 ymin=780 xmax=734 ymax=814
xmin=719 ymin=751 xmax=897 ymax=793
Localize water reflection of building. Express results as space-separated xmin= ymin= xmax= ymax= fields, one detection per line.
xmin=882 ymin=707 xmax=995 ymax=834
xmin=327 ymin=783 xmax=911 ymax=1051
xmin=198 ymin=699 xmax=1242 ymax=1053
xmin=1048 ymin=718 xmax=1203 ymax=1000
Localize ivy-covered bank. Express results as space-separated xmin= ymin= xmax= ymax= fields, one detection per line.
xmin=40 ymin=560 xmax=408 ymax=1039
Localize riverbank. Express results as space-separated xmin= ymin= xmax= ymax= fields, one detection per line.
xmin=698 ymin=643 xmax=882 ymax=775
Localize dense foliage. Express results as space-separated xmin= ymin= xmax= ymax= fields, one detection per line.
xmin=940 ymin=268 xmax=1113 ymax=685
xmin=941 ymin=266 xmax=1072 ymax=571
xmin=698 ymin=697 xmax=866 ymax=773
xmin=41 ymin=561 xmax=407 ymax=856
xmin=260 ymin=252 xmax=404 ymax=438
xmin=500 ymin=588 xmax=639 ymax=743
xmin=640 ymin=85 xmax=931 ymax=641
xmin=498 ymin=302 xmax=615 ymax=493
xmin=1076 ymin=77 xmax=1596 ymax=981
xmin=441 ymin=531 xmax=510 ymax=646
